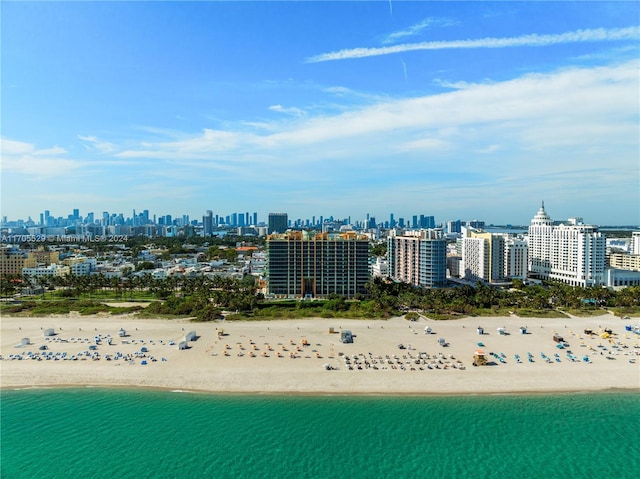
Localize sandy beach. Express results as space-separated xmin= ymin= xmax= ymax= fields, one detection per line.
xmin=1 ymin=313 xmax=638 ymax=395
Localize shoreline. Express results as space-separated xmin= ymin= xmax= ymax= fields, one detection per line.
xmin=2 ymin=313 xmax=638 ymax=395
xmin=3 ymin=383 xmax=638 ymax=398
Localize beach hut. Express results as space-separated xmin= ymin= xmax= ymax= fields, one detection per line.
xmin=44 ymin=328 xmax=55 ymax=337
xmin=118 ymin=328 xmax=127 ymax=338
xmin=497 ymin=327 xmax=507 ymax=335
xmin=520 ymin=327 xmax=527 ymax=335
xmin=178 ymin=341 xmax=188 ymax=350
xmin=20 ymin=338 xmax=30 ymax=346
xmin=477 ymin=327 xmax=484 ymax=335
xmin=184 ymin=331 xmax=197 ymax=342
xmin=438 ymin=337 xmax=447 ymax=347
xmin=340 ymin=330 xmax=353 ymax=343
xmin=424 ymin=326 xmax=432 ymax=334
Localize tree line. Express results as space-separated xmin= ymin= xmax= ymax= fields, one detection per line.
xmin=2 ymin=272 xmax=638 ymax=320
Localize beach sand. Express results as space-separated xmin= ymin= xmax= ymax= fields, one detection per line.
xmin=1 ymin=313 xmax=638 ymax=394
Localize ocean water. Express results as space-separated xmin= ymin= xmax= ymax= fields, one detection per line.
xmin=1 ymin=389 xmax=638 ymax=479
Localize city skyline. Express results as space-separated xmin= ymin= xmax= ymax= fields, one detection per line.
xmin=2 ymin=2 xmax=639 ymax=224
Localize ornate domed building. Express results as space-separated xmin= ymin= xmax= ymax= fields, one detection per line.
xmin=527 ymin=202 xmax=605 ymax=287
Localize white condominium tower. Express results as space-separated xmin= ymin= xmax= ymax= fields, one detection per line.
xmin=461 ymin=229 xmax=527 ymax=283
xmin=528 ymin=202 xmax=605 ymax=287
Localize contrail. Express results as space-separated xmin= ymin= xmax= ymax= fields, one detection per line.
xmin=306 ymin=26 xmax=640 ymax=63
xmin=400 ymin=57 xmax=407 ymax=80
xmin=388 ymin=0 xmax=393 ymax=16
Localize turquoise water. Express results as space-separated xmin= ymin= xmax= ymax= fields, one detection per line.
xmin=1 ymin=389 xmax=638 ymax=479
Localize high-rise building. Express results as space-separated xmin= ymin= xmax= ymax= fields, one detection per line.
xmin=203 ymin=210 xmax=214 ymax=236
xmin=268 ymin=213 xmax=288 ymax=234
xmin=418 ymin=215 xmax=435 ymax=229
xmin=461 ymin=228 xmax=527 ymax=283
xmin=504 ymin=238 xmax=528 ymax=280
xmin=447 ymin=220 xmax=462 ymax=234
xmin=527 ymin=202 xmax=606 ymax=287
xmin=266 ymin=230 xmax=370 ymax=298
xmin=631 ymin=232 xmax=640 ymax=255
xmin=462 ymin=231 xmax=505 ymax=283
xmin=468 ymin=219 xmax=485 ymax=229
xmin=387 ymin=229 xmax=447 ymax=288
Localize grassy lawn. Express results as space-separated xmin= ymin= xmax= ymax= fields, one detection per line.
xmin=559 ymin=308 xmax=610 ymax=317
xmin=513 ymin=309 xmax=569 ymax=318
xmin=609 ymin=307 xmax=640 ymax=318
xmin=469 ymin=308 xmax=514 ymax=317
xmin=0 ymin=299 xmax=144 ymax=316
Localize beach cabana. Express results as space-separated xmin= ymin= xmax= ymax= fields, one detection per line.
xmin=438 ymin=337 xmax=447 ymax=347
xmin=424 ymin=326 xmax=432 ymax=334
xmin=477 ymin=327 xmax=484 ymax=335
xmin=178 ymin=341 xmax=188 ymax=350
xmin=184 ymin=331 xmax=197 ymax=342
xmin=20 ymin=338 xmax=30 ymax=346
xmin=118 ymin=328 xmax=127 ymax=338
xmin=340 ymin=330 xmax=353 ymax=343
xmin=44 ymin=328 xmax=55 ymax=337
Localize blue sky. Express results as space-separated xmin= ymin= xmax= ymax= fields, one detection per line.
xmin=2 ymin=1 xmax=639 ymax=226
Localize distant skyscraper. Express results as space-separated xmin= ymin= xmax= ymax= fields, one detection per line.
xmin=203 ymin=210 xmax=214 ymax=236
xmin=468 ymin=219 xmax=485 ymax=229
xmin=447 ymin=220 xmax=462 ymax=234
xmin=367 ymin=217 xmax=376 ymax=229
xmin=268 ymin=213 xmax=288 ymax=234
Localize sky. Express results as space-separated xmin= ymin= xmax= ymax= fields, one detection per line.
xmin=1 ymin=1 xmax=639 ymax=226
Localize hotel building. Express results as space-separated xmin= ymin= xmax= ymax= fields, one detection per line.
xmin=527 ymin=203 xmax=606 ymax=287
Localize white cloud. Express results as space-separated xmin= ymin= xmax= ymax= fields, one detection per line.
xmin=306 ymin=26 xmax=640 ymax=63
xmin=0 ymin=138 xmax=81 ymax=177
xmin=382 ymin=17 xmax=457 ymax=45
xmin=268 ymin=104 xmax=306 ymax=117
xmin=49 ymin=59 xmax=636 ymax=223
xmin=113 ymin=60 xmax=638 ymax=175
xmin=397 ymin=138 xmax=450 ymax=152
xmin=78 ymin=135 xmax=115 ymax=153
